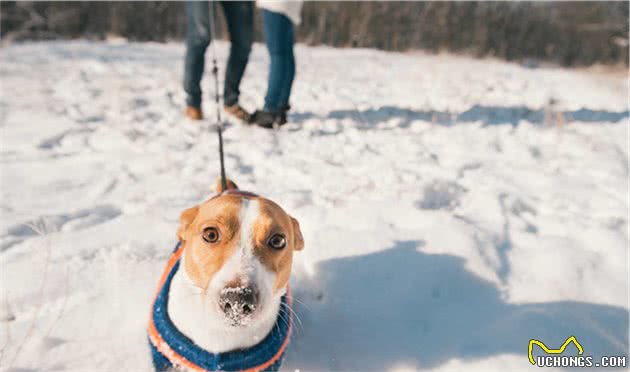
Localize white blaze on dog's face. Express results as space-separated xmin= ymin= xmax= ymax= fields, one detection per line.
xmin=176 ymin=188 xmax=304 ymax=328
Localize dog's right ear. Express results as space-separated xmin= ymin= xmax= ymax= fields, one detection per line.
xmin=215 ymin=178 xmax=239 ymax=193
xmin=177 ymin=206 xmax=199 ymax=241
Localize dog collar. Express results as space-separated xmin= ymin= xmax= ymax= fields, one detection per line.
xmin=220 ymin=189 xmax=260 ymax=198
xmin=148 ymin=243 xmax=292 ymax=372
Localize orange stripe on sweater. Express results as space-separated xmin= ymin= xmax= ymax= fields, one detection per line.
xmin=148 ymin=244 xmax=203 ymax=371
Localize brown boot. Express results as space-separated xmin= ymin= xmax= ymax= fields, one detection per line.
xmin=224 ymin=104 xmax=251 ymax=123
xmin=185 ymin=106 xmax=203 ymax=121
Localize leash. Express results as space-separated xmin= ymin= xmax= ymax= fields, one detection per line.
xmin=208 ymin=1 xmax=228 ymax=193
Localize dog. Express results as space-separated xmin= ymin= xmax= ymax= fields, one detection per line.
xmin=148 ymin=179 xmax=304 ymax=371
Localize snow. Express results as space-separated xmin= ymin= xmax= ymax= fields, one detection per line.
xmin=0 ymin=41 xmax=628 ymax=371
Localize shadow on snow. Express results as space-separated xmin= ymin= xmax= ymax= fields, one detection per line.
xmin=291 ymin=105 xmax=629 ymax=128
xmin=285 ymin=241 xmax=629 ymax=370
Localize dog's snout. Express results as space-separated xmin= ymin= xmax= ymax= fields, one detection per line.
xmin=219 ymin=285 xmax=259 ymax=322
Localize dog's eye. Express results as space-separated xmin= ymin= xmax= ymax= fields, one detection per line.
xmin=267 ymin=234 xmax=286 ymax=250
xmin=202 ymin=227 xmax=220 ymax=243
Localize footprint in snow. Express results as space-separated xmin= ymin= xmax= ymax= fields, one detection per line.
xmin=416 ymin=180 xmax=466 ymax=211
xmin=1 ymin=205 xmax=122 ymax=251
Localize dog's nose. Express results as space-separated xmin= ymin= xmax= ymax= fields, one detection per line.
xmin=219 ymin=285 xmax=258 ymax=320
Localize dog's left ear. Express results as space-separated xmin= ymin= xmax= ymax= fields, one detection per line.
xmin=290 ymin=217 xmax=304 ymax=251
xmin=177 ymin=206 xmax=199 ymax=241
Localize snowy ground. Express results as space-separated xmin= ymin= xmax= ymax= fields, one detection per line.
xmin=0 ymin=41 xmax=628 ymax=372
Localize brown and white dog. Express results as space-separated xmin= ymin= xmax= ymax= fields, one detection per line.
xmin=166 ymin=179 xmax=304 ymax=354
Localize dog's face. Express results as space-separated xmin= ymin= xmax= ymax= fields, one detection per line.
xmin=176 ymin=182 xmax=303 ymax=328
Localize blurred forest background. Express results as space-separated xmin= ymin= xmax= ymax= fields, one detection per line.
xmin=1 ymin=1 xmax=628 ymax=67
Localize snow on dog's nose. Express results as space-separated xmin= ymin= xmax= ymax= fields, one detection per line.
xmin=219 ymin=284 xmax=259 ymax=324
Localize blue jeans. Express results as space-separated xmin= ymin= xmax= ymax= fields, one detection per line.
xmin=184 ymin=1 xmax=253 ymax=107
xmin=262 ymin=10 xmax=295 ymax=113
